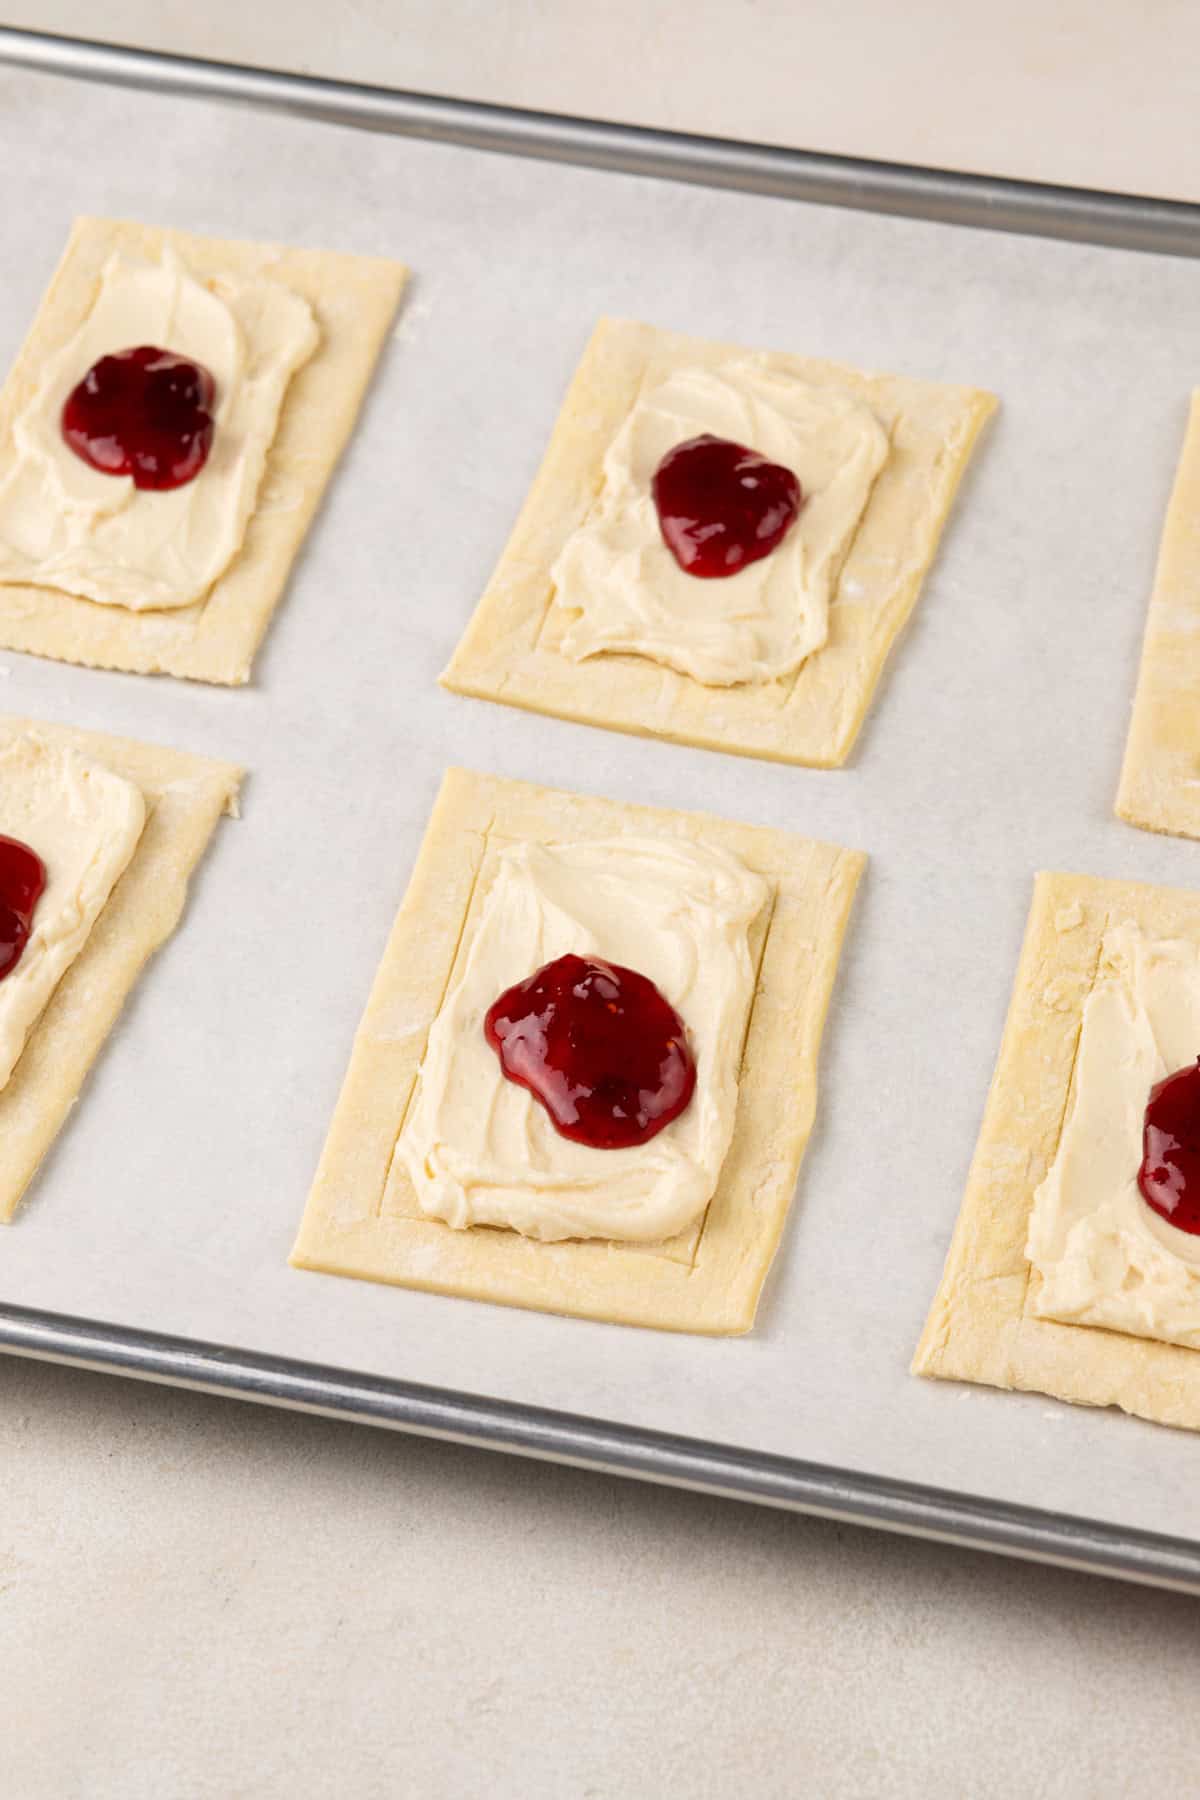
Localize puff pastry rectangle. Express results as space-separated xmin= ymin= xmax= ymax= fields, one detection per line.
xmin=1116 ymin=393 xmax=1200 ymax=840
xmin=441 ymin=318 xmax=996 ymax=768
xmin=0 ymin=217 xmax=407 ymax=685
xmin=914 ymin=870 xmax=1200 ymax=1431
xmin=291 ymin=767 xmax=865 ymax=1333
xmin=0 ymin=715 xmax=240 ymax=1221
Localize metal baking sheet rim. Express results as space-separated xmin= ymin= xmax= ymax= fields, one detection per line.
xmin=1 ymin=24 xmax=1199 ymax=1596
xmin=6 ymin=1300 xmax=1200 ymax=1594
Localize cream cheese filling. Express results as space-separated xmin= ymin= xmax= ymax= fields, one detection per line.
xmin=0 ymin=246 xmax=318 ymax=612
xmin=550 ymin=358 xmax=890 ymax=687
xmin=0 ymin=732 xmax=146 ymax=1091
xmin=398 ymin=836 xmax=768 ymax=1243
xmin=1027 ymin=922 xmax=1200 ymax=1348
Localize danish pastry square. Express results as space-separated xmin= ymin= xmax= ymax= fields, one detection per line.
xmin=914 ymin=870 xmax=1200 ymax=1431
xmin=441 ymin=318 xmax=996 ymax=767
xmin=0 ymin=216 xmax=406 ymax=685
xmin=0 ymin=714 xmax=240 ymax=1221
xmin=1116 ymin=392 xmax=1200 ymax=841
xmin=290 ymin=767 xmax=865 ymax=1333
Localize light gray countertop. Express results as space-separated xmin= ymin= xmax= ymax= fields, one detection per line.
xmin=7 ymin=0 xmax=1200 ymax=202
xmin=4 ymin=1354 xmax=1198 ymax=1798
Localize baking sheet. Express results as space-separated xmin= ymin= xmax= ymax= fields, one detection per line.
xmin=1 ymin=63 xmax=1199 ymax=1553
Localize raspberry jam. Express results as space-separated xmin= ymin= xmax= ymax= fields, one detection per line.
xmin=61 ymin=346 xmax=216 ymax=491
xmin=484 ymin=953 xmax=697 ymax=1149
xmin=651 ymin=433 xmax=802 ymax=578
xmin=0 ymin=834 xmax=46 ymax=983
xmin=1137 ymin=1059 xmax=1200 ymax=1236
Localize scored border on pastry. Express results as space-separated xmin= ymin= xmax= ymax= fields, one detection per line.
xmin=0 ymin=714 xmax=240 ymax=1222
xmin=913 ymin=869 xmax=1200 ymax=1431
xmin=1116 ymin=392 xmax=1200 ymax=840
xmin=0 ymin=216 xmax=407 ymax=685
xmin=440 ymin=318 xmax=996 ymax=768
xmin=290 ymin=766 xmax=865 ymax=1333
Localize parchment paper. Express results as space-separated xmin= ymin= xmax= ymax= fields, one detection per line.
xmin=2 ymin=66 xmax=1199 ymax=1543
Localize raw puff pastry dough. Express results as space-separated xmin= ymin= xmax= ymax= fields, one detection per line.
xmin=0 ymin=217 xmax=407 ymax=685
xmin=914 ymin=870 xmax=1200 ymax=1431
xmin=441 ymin=318 xmax=996 ymax=768
xmin=1116 ymin=393 xmax=1200 ymax=840
xmin=290 ymin=767 xmax=865 ymax=1333
xmin=0 ymin=716 xmax=240 ymax=1221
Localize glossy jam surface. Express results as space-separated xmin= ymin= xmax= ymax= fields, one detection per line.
xmin=61 ymin=346 xmax=216 ymax=491
xmin=483 ymin=952 xmax=697 ymax=1149
xmin=0 ymin=834 xmax=46 ymax=983
xmin=1138 ymin=1059 xmax=1200 ymax=1236
xmin=651 ymin=433 xmax=803 ymax=578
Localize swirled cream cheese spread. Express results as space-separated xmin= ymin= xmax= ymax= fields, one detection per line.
xmin=1027 ymin=922 xmax=1200 ymax=1348
xmin=550 ymin=359 xmax=890 ymax=686
xmin=0 ymin=733 xmax=145 ymax=1091
xmin=0 ymin=247 xmax=318 ymax=611
xmin=398 ymin=836 xmax=768 ymax=1242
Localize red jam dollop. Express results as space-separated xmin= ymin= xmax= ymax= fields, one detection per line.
xmin=483 ymin=952 xmax=697 ymax=1149
xmin=61 ymin=346 xmax=216 ymax=491
xmin=0 ymin=834 xmax=46 ymax=983
xmin=1137 ymin=1058 xmax=1200 ymax=1236
xmin=651 ymin=433 xmax=803 ymax=578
